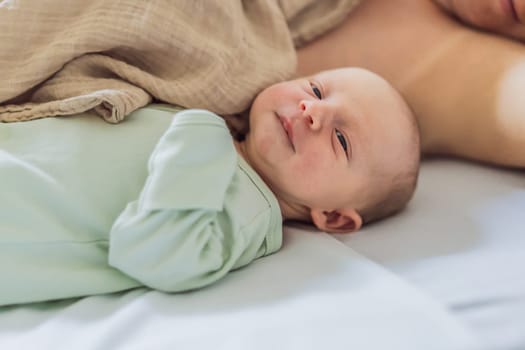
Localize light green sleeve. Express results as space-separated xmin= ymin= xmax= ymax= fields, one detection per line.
xmin=108 ymin=110 xmax=281 ymax=292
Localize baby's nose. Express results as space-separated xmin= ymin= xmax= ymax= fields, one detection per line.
xmin=299 ymin=100 xmax=326 ymax=131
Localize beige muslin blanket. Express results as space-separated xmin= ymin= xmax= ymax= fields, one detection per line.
xmin=0 ymin=0 xmax=360 ymax=123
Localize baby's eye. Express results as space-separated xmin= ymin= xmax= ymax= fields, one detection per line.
xmin=335 ymin=129 xmax=348 ymax=153
xmin=311 ymin=83 xmax=322 ymax=99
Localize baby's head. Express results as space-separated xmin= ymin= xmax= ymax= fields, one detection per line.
xmin=237 ymin=68 xmax=420 ymax=233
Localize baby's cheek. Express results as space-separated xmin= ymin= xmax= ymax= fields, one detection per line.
xmin=294 ymin=152 xmax=331 ymax=182
xmin=254 ymin=128 xmax=276 ymax=155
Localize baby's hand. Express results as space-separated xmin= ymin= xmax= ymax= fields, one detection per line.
xmin=433 ymin=0 xmax=525 ymax=42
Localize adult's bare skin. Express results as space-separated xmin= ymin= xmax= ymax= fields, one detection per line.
xmin=297 ymin=0 xmax=525 ymax=168
xmin=433 ymin=0 xmax=525 ymax=42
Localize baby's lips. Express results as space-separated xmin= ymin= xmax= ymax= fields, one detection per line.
xmin=280 ymin=116 xmax=293 ymax=141
xmin=278 ymin=114 xmax=295 ymax=149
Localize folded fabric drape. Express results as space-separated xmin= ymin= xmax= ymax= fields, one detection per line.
xmin=0 ymin=0 xmax=361 ymax=123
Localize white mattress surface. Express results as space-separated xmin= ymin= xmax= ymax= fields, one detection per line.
xmin=335 ymin=159 xmax=525 ymax=350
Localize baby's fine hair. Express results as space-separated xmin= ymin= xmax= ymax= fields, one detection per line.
xmin=358 ymin=102 xmax=420 ymax=225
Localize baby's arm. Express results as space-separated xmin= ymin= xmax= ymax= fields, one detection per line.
xmin=108 ymin=110 xmax=280 ymax=292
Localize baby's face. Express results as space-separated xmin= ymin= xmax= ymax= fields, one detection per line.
xmin=243 ymin=68 xmax=413 ymax=221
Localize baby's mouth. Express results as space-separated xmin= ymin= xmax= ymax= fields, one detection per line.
xmin=278 ymin=114 xmax=295 ymax=151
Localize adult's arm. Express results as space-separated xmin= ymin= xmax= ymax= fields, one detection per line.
xmin=297 ymin=0 xmax=525 ymax=168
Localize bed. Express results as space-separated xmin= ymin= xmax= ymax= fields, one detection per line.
xmin=334 ymin=158 xmax=525 ymax=350
xmin=1 ymin=105 xmax=523 ymax=350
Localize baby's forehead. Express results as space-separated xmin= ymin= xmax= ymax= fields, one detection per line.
xmin=315 ymin=69 xmax=396 ymax=101
xmin=314 ymin=68 xmax=381 ymax=89
xmin=324 ymin=67 xmax=387 ymax=81
xmin=314 ymin=68 xmax=362 ymax=79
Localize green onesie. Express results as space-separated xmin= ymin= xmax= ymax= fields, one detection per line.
xmin=0 ymin=107 xmax=282 ymax=305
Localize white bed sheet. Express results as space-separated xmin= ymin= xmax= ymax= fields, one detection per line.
xmin=335 ymin=159 xmax=525 ymax=350
xmin=0 ymin=228 xmax=477 ymax=350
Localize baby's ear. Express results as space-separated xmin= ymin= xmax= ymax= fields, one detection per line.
xmin=310 ymin=208 xmax=362 ymax=234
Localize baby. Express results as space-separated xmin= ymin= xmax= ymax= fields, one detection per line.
xmin=238 ymin=67 xmax=420 ymax=230
xmin=0 ymin=68 xmax=419 ymax=305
